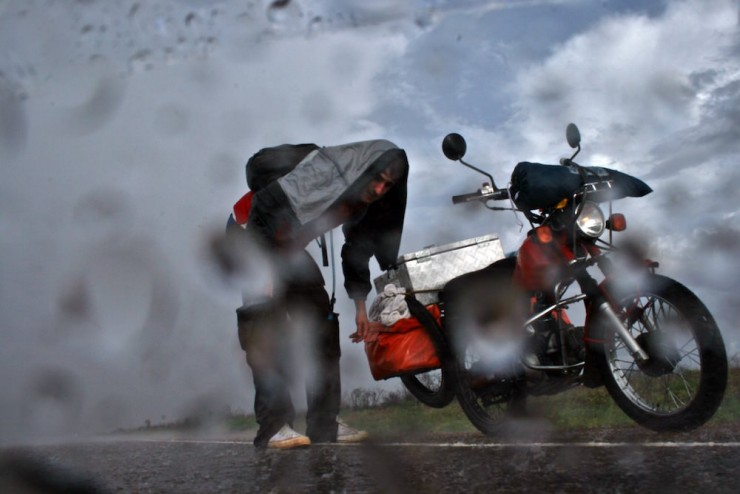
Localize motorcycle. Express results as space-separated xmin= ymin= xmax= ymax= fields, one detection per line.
xmin=399 ymin=124 xmax=728 ymax=434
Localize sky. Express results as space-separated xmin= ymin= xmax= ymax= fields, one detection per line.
xmin=1 ymin=0 xmax=739 ymax=443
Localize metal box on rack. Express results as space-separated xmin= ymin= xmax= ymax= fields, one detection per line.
xmin=373 ymin=234 xmax=506 ymax=305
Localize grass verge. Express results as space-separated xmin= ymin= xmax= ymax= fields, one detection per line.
xmin=235 ymin=368 xmax=740 ymax=436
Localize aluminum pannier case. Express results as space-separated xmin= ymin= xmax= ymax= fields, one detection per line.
xmin=373 ymin=234 xmax=506 ymax=305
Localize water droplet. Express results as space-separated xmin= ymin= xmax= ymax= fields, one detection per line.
xmin=72 ymin=187 xmax=131 ymax=227
xmin=57 ymin=276 xmax=92 ymax=322
xmin=185 ymin=12 xmax=197 ymax=26
xmin=0 ymin=80 xmax=28 ymax=157
xmin=306 ymin=15 xmax=324 ymax=36
xmin=128 ymin=3 xmax=140 ymax=18
xmin=201 ymin=228 xmax=275 ymax=300
xmin=65 ymin=73 xmax=126 ymax=134
xmin=22 ymin=367 xmax=83 ymax=436
xmin=266 ymin=0 xmax=303 ymax=31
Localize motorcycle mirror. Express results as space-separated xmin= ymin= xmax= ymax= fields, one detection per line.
xmin=566 ymin=123 xmax=581 ymax=149
xmin=442 ymin=133 xmax=467 ymax=161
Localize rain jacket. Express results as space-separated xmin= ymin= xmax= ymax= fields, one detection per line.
xmin=247 ymin=139 xmax=409 ymax=301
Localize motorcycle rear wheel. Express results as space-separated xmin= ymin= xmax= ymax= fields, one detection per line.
xmin=453 ymin=349 xmax=525 ymax=435
xmin=443 ymin=259 xmax=526 ymax=435
xmin=400 ymin=369 xmax=454 ymax=408
xmin=399 ymin=297 xmax=456 ymax=408
xmin=598 ymin=275 xmax=727 ymax=432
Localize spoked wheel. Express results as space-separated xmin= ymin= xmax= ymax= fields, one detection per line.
xmin=442 ymin=257 xmax=525 ymax=435
xmin=400 ymin=297 xmax=456 ymax=408
xmin=400 ymin=368 xmax=454 ymax=408
xmin=453 ymin=341 xmax=525 ymax=435
xmin=599 ymin=275 xmax=727 ymax=432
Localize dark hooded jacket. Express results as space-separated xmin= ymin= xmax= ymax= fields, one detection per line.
xmin=247 ymin=139 xmax=409 ymax=301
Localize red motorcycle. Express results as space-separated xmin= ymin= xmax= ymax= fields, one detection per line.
xmin=398 ymin=124 xmax=727 ymax=434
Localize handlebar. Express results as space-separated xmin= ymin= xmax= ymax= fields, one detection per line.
xmin=452 ymin=188 xmax=510 ymax=204
xmin=452 ymin=191 xmax=486 ymax=204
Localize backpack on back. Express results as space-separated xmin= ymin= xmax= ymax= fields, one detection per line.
xmin=245 ymin=143 xmax=320 ymax=192
xmin=233 ymin=143 xmax=330 ymax=267
xmin=229 ymin=143 xmax=320 ymax=230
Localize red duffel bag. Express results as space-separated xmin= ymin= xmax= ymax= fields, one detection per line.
xmin=364 ymin=304 xmax=442 ymax=380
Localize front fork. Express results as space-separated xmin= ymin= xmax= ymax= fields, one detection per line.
xmin=575 ymin=260 xmax=650 ymax=364
xmin=596 ymin=302 xmax=649 ymax=362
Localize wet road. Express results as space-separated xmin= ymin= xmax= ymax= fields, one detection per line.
xmin=2 ymin=423 xmax=740 ymax=493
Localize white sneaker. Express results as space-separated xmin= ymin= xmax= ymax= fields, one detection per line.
xmin=267 ymin=424 xmax=311 ymax=449
xmin=336 ymin=418 xmax=369 ymax=443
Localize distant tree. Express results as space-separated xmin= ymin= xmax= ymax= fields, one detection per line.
xmin=344 ymin=385 xmax=417 ymax=409
xmin=347 ymin=388 xmax=386 ymax=409
xmin=379 ymin=389 xmax=407 ymax=407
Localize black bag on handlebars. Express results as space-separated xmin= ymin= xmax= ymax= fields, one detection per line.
xmin=510 ymin=162 xmax=652 ymax=211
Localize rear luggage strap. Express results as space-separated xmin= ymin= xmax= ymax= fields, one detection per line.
xmin=316 ymin=231 xmax=337 ymax=312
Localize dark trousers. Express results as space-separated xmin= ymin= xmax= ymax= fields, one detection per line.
xmin=236 ymin=252 xmax=341 ymax=447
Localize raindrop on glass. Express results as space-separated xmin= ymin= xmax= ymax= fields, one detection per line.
xmin=266 ymin=0 xmax=302 ymax=30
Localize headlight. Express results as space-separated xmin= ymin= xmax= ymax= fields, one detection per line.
xmin=576 ymin=201 xmax=605 ymax=238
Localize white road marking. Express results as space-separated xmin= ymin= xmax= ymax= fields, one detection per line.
xmin=128 ymin=438 xmax=740 ymax=448
xmin=380 ymin=442 xmax=740 ymax=448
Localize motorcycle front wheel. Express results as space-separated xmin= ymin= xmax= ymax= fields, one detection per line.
xmin=597 ymin=274 xmax=728 ymax=432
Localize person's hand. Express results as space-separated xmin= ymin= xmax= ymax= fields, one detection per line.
xmin=350 ymin=312 xmax=371 ymax=343
xmin=349 ymin=299 xmax=370 ymax=343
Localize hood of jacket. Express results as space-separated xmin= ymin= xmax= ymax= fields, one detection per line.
xmin=276 ymin=139 xmax=403 ymax=226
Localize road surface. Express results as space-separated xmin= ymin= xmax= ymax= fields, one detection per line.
xmin=2 ymin=422 xmax=739 ymax=493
